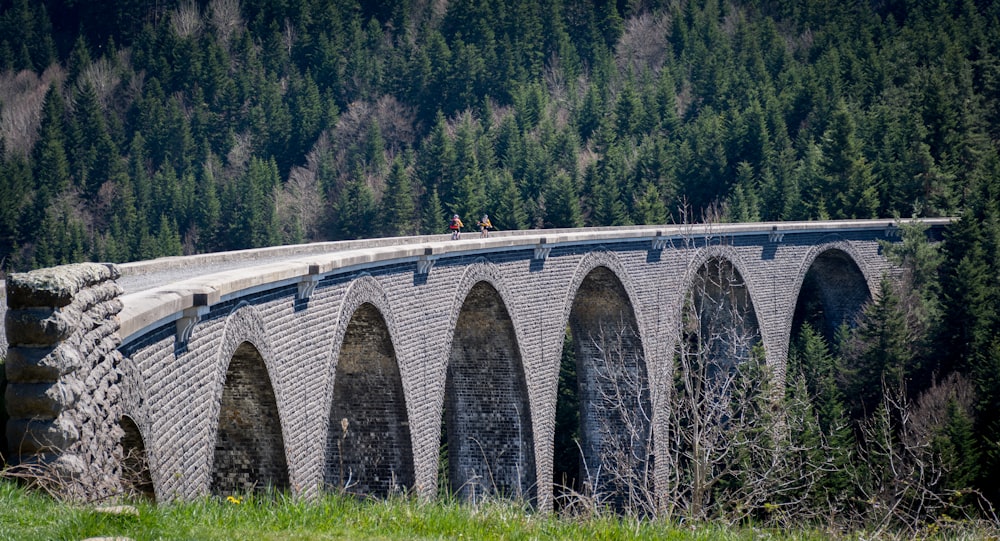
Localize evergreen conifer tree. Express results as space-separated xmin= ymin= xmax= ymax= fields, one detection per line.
xmin=382 ymin=157 xmax=417 ymax=237
xmin=421 ymin=187 xmax=446 ymax=235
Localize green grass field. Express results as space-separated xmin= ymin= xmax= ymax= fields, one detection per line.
xmin=0 ymin=480 xmax=993 ymax=541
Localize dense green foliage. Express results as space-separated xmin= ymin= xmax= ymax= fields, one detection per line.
xmin=783 ymin=216 xmax=1000 ymax=522
xmin=1 ymin=0 xmax=999 ymax=269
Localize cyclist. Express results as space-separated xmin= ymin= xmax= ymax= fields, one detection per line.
xmin=477 ymin=214 xmax=493 ymax=238
xmin=449 ymin=214 xmax=464 ymax=240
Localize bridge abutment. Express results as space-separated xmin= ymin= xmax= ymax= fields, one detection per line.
xmin=3 ymin=262 xmax=126 ymax=501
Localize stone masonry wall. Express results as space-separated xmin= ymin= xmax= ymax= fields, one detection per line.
xmin=0 ymin=225 xmax=914 ymax=505
xmin=327 ymin=302 xmax=413 ymax=496
xmin=445 ymin=281 xmax=535 ymax=502
xmin=118 ymin=229 xmax=898 ymax=508
xmin=211 ymin=342 xmax=290 ymax=495
xmin=4 ymin=262 xmax=124 ymax=501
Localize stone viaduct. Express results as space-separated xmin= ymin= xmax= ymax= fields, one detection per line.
xmin=2 ymin=219 xmax=949 ymax=507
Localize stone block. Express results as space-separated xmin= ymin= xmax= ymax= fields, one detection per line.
xmin=5 ymin=262 xmax=119 ymax=309
xmin=5 ymin=380 xmax=84 ymax=418
xmin=5 ymin=307 xmax=75 ymax=346
xmin=5 ymin=345 xmax=83 ymax=382
xmin=6 ymin=417 xmax=78 ymax=454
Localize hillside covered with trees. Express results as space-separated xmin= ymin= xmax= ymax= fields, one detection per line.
xmin=4 ymin=0 xmax=1000 ymax=532
xmin=1 ymin=0 xmax=998 ymax=268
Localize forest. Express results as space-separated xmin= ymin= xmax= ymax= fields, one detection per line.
xmin=2 ymin=0 xmax=1000 ymax=532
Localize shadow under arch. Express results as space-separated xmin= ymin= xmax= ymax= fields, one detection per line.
xmin=684 ymin=257 xmax=763 ymax=375
xmin=442 ymin=280 xmax=535 ymax=503
xmin=211 ymin=341 xmax=290 ymax=495
xmin=119 ymin=414 xmax=155 ymax=500
xmin=326 ymin=302 xmax=414 ymax=496
xmin=556 ymin=265 xmax=651 ymax=511
xmin=792 ymin=247 xmax=872 ymax=344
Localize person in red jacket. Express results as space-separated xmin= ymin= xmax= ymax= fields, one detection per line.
xmin=449 ymin=214 xmax=464 ymax=240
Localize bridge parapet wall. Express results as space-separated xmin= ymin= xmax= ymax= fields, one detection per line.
xmin=3 ymin=262 xmax=125 ymax=501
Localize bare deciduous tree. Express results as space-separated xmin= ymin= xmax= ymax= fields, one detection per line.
xmin=276 ymin=164 xmax=325 ymax=242
xmin=210 ymin=0 xmax=244 ymax=49
xmin=579 ymin=323 xmax=655 ymax=517
xmin=77 ymin=57 xmax=121 ymax=111
xmin=171 ymin=1 xmax=203 ymax=39
xmin=663 ymin=257 xmax=768 ymax=521
xmin=0 ymin=66 xmax=65 ymax=156
xmin=615 ymin=13 xmax=672 ymax=76
xmin=565 ymin=241 xmax=855 ymax=526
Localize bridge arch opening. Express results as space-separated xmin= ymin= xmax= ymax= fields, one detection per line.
xmin=556 ymin=266 xmax=651 ymax=511
xmin=683 ymin=257 xmax=763 ymax=375
xmin=119 ymin=415 xmax=154 ymax=500
xmin=792 ymin=249 xmax=871 ymax=343
xmin=211 ymin=341 xmax=290 ymax=496
xmin=670 ymin=257 xmax=765 ymax=514
xmin=441 ymin=281 xmax=535 ymax=503
xmin=326 ymin=303 xmax=414 ymax=496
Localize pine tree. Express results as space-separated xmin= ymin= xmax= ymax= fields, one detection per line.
xmin=591 ymin=175 xmax=630 ymax=226
xmin=67 ymin=34 xmax=92 ymax=86
xmin=221 ymin=156 xmax=280 ymax=249
xmin=334 ymin=171 xmax=378 ymax=240
xmin=193 ymin=154 xmax=222 ymax=252
xmin=843 ymin=278 xmax=914 ymax=419
xmin=490 ymin=170 xmax=527 ymax=232
xmin=725 ymin=162 xmax=762 ymax=223
xmin=382 ymin=157 xmax=417 ymax=237
xmin=0 ymin=155 xmax=32 ymax=258
xmin=633 ymin=180 xmax=668 ymax=225
xmin=155 ymin=213 xmax=183 ymax=257
xmin=544 ymin=171 xmax=582 ymax=228
xmin=418 ymin=112 xmax=455 ymax=202
xmin=937 ymin=396 xmax=980 ymax=494
xmin=421 ymin=187 xmax=446 ymax=235
xmin=33 ymin=85 xmax=72 ymax=203
xmin=821 ymin=102 xmax=879 ymax=219
xmin=553 ymin=328 xmax=581 ymax=497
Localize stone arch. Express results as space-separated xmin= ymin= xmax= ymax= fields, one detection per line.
xmin=326 ymin=299 xmax=413 ymax=496
xmin=119 ymin=414 xmax=155 ymax=500
xmin=678 ymin=248 xmax=764 ymax=372
xmin=677 ymin=246 xmax=767 ymax=366
xmin=116 ymin=354 xmax=160 ymax=499
xmin=555 ymin=251 xmax=651 ymax=509
xmin=209 ymin=303 xmax=290 ymax=495
xmin=790 ymin=241 xmax=875 ymax=343
xmin=441 ymin=262 xmax=535 ymax=503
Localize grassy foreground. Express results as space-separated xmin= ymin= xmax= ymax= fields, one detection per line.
xmin=0 ymin=480 xmax=991 ymax=541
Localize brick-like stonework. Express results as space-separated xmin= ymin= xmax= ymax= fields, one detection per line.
xmin=445 ymin=280 xmax=535 ymax=502
xmin=2 ymin=222 xmax=947 ymax=507
xmin=327 ymin=302 xmax=413 ymax=496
